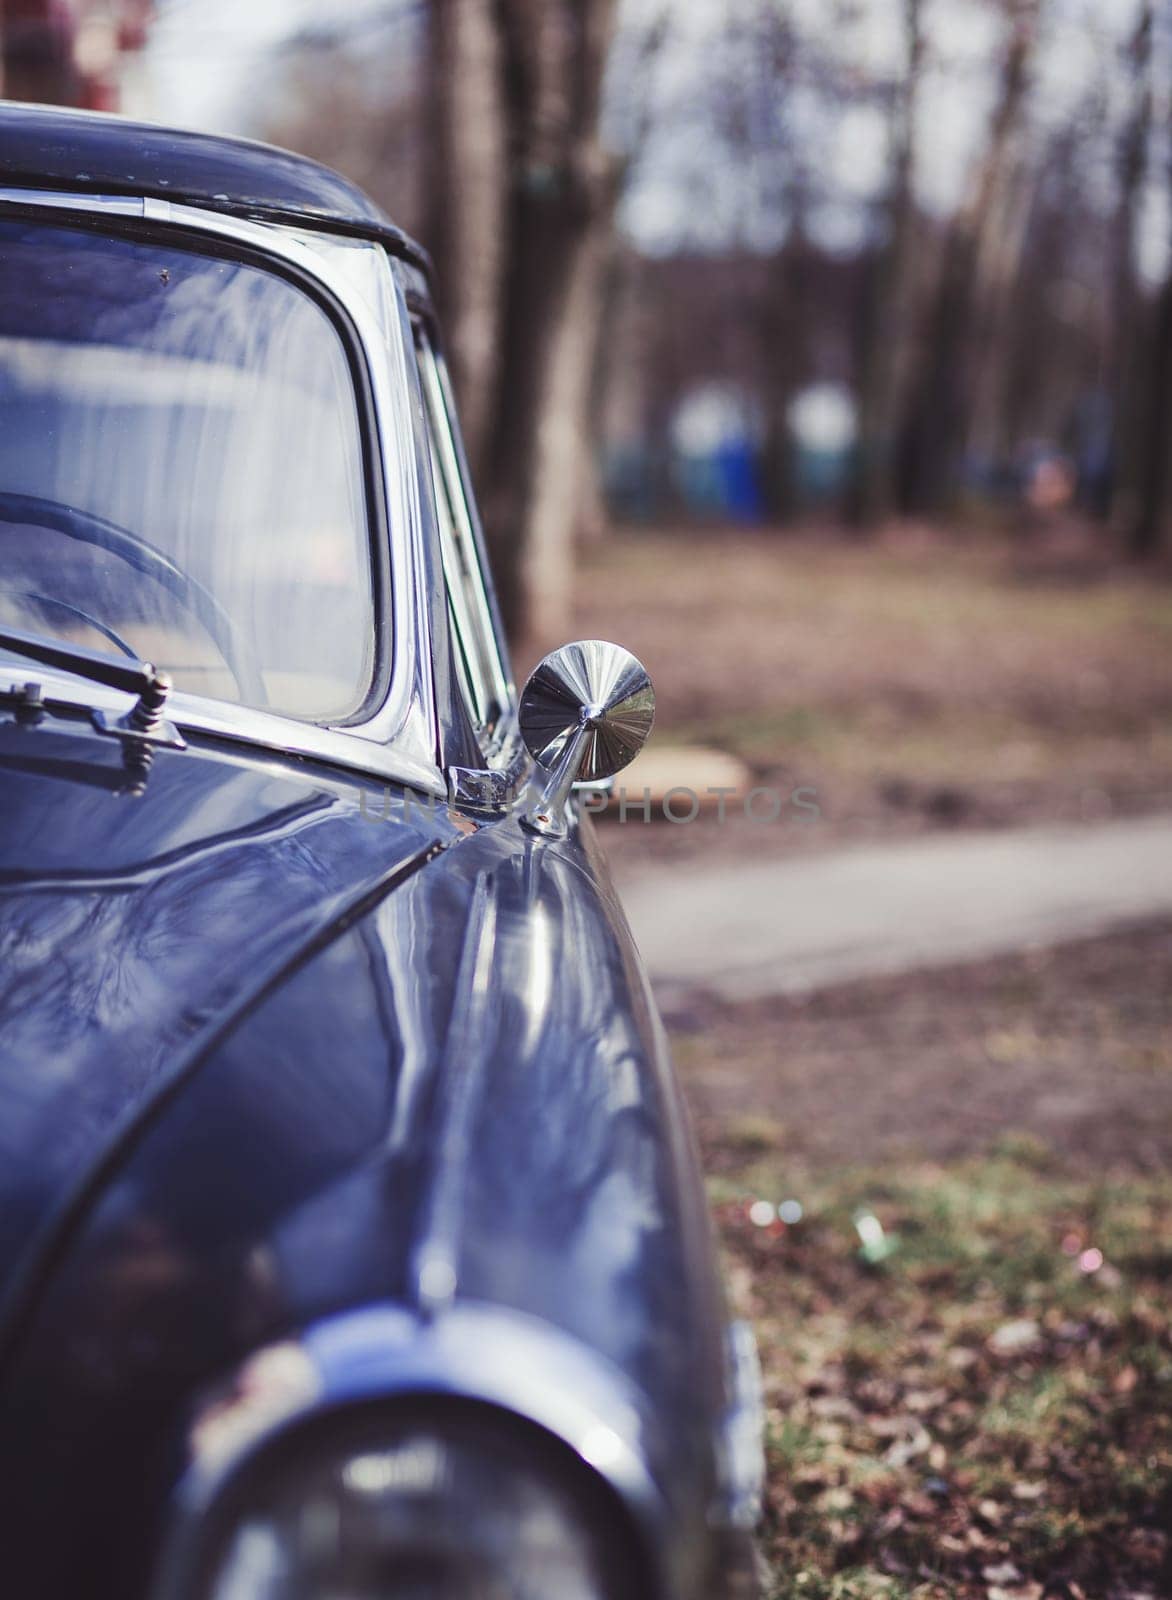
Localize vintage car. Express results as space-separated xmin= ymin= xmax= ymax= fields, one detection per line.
xmin=0 ymin=103 xmax=762 ymax=1599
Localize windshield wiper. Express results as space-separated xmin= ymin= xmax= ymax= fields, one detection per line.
xmin=0 ymin=623 xmax=186 ymax=750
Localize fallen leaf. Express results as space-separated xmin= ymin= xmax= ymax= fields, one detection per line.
xmin=988 ymin=1319 xmax=1042 ymax=1356
xmin=900 ymin=1491 xmax=940 ymax=1518
xmin=1011 ymin=1480 xmax=1046 ymax=1501
xmin=906 ymin=1386 xmax=949 ymax=1413
xmin=947 ymin=1345 xmax=979 ymax=1370
xmin=1126 ymin=1526 xmax=1168 ymax=1563
xmin=817 ymin=1486 xmax=853 ymax=1512
xmin=982 ymin=1561 xmax=1023 ymax=1584
xmin=883 ymin=1422 xmax=932 ymax=1467
xmin=1055 ymin=1321 xmax=1090 ymax=1343
xmin=868 ymin=1413 xmax=915 ymax=1439
xmin=809 ymin=1394 xmax=858 ymax=1419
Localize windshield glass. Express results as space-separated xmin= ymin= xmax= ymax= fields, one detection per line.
xmin=0 ymin=216 xmax=376 ymax=722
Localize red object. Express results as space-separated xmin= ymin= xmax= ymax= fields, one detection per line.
xmin=2 ymin=0 xmax=154 ymax=110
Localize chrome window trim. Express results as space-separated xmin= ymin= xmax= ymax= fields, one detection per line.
xmin=430 ymin=344 xmax=516 ymax=701
xmin=395 ymin=275 xmax=526 ymax=804
xmin=0 ymin=187 xmax=447 ymax=797
xmin=415 ymin=329 xmax=510 ymax=730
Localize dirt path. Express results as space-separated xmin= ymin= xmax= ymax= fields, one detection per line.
xmin=614 ymin=813 xmax=1172 ymax=1002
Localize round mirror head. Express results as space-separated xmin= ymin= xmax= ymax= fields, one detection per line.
xmin=519 ymin=639 xmax=655 ymax=782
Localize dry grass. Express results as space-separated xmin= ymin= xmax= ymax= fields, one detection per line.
xmin=719 ymin=1146 xmax=1172 ymax=1600
xmin=572 ymin=526 xmax=1172 ymax=858
xmin=671 ymin=925 xmax=1172 ymax=1600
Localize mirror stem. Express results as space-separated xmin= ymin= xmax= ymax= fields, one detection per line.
xmin=521 ymin=714 xmax=596 ymax=839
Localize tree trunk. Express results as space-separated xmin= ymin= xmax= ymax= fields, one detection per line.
xmin=963 ymin=148 xmax=1033 ymax=471
xmin=897 ymin=0 xmax=1040 ymax=516
xmin=516 ymin=160 xmax=618 ymax=637
xmin=849 ymin=0 xmax=924 ymax=530
xmin=478 ymin=0 xmax=618 ymax=655
xmin=576 ymin=233 xmax=625 ymax=547
xmin=426 ymin=0 xmax=508 ymax=477
xmin=1110 ymin=0 xmax=1153 ymax=536
xmin=759 ymin=235 xmax=809 ymax=524
xmin=1128 ymin=257 xmax=1172 ymax=558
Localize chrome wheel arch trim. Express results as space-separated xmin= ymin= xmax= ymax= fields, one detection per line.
xmin=0 ymin=187 xmax=448 ymax=797
xmin=157 ymin=1300 xmax=673 ymax=1600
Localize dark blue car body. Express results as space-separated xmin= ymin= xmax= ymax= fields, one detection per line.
xmin=0 ymin=104 xmax=760 ymax=1600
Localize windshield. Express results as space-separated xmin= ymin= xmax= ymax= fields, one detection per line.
xmin=0 ymin=216 xmax=376 ymax=722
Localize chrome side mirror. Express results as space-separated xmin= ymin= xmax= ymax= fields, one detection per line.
xmin=518 ymin=639 xmax=655 ymax=838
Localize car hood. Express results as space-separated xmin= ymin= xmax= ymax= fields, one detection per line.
xmin=0 ymin=718 xmax=460 ymax=1338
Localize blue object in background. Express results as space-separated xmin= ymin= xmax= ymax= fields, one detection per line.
xmin=715 ymin=439 xmax=766 ymax=520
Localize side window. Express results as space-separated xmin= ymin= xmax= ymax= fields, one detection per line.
xmin=414 ymin=328 xmax=509 ymax=740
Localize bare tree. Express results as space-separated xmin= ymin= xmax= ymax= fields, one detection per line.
xmin=1111 ymin=0 xmax=1153 ymax=499
xmin=849 ymin=0 xmax=925 ymax=529
xmin=973 ymin=114 xmax=1102 ymax=483
xmin=257 ymin=0 xmax=1154 ymax=546
xmin=758 ymin=221 xmax=817 ymax=523
xmin=259 ymin=16 xmax=428 ymax=239
xmin=897 ymin=0 xmax=1043 ymax=515
xmin=426 ymin=0 xmax=507 ymax=477
xmin=717 ymin=0 xmax=812 ymax=524
xmin=1126 ymin=88 xmax=1172 ymax=559
xmin=1108 ymin=0 xmax=1170 ymax=557
xmin=576 ymin=3 xmax=672 ymax=545
xmin=474 ymin=0 xmax=620 ymax=654
xmin=262 ymin=2 xmax=618 ymax=652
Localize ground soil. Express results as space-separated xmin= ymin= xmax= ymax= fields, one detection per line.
xmin=565 ymin=523 xmax=1172 ymax=874
xmin=670 ymin=921 xmax=1172 ymax=1177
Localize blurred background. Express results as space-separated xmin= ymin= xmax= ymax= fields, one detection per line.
xmin=4 ymin=3 xmax=1171 ymax=1594
xmin=5 ymin=1 xmax=1172 ymax=632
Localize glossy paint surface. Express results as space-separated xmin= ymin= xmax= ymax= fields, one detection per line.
xmin=0 ymin=711 xmax=737 ymax=1599
xmin=0 ymin=102 xmax=426 ymax=264
xmin=0 ymin=106 xmax=752 ymax=1600
xmin=0 ymin=713 xmax=459 ymax=1331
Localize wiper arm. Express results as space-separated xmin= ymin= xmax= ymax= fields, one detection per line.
xmin=0 ymin=623 xmax=186 ymax=750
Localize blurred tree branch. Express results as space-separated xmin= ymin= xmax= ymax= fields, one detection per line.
xmin=255 ymin=0 xmax=1168 ymax=550
xmin=1125 ymin=95 xmax=1172 ymax=561
xmin=848 ymin=0 xmax=924 ymax=529
xmin=1112 ymin=0 xmax=1171 ymax=559
xmin=897 ymin=0 xmax=1043 ymax=516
